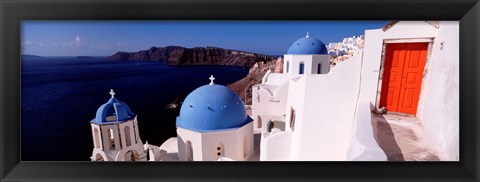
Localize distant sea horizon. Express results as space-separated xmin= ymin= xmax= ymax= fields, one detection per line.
xmin=21 ymin=56 xmax=249 ymax=161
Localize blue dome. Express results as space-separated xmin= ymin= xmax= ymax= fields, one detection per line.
xmin=287 ymin=34 xmax=328 ymax=55
xmin=92 ymin=91 xmax=135 ymax=124
xmin=177 ymin=84 xmax=251 ymax=132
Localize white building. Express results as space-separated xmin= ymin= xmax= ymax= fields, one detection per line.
xmin=328 ymin=35 xmax=365 ymax=56
xmin=251 ymin=32 xmax=330 ymax=133
xmin=254 ymin=21 xmax=458 ymax=161
xmin=175 ymin=76 xmax=255 ymax=161
xmin=90 ymin=21 xmax=458 ymax=161
xmin=90 ymin=89 xmax=147 ymax=161
xmin=327 ymin=42 xmax=339 ymax=52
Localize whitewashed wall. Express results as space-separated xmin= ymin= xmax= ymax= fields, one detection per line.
xmin=415 ymin=21 xmax=459 ymax=160
xmin=260 ymin=131 xmax=292 ymax=161
xmin=287 ymin=54 xmax=361 ymax=160
xmin=312 ymin=55 xmax=331 ymax=74
xmin=347 ymin=100 xmax=387 ymax=161
xmin=202 ymin=122 xmax=254 ymax=161
xmin=360 ymin=21 xmax=458 ymax=160
xmin=284 ymin=55 xmax=310 ymax=75
xmin=252 ymin=74 xmax=299 ymax=130
xmin=283 ymin=76 xmax=306 ymax=160
xmin=252 ymin=85 xmax=288 ymax=121
xmin=200 ymin=130 xmax=240 ymax=161
xmin=177 ymin=127 xmax=203 ymax=161
xmin=283 ymin=55 xmax=330 ymax=75
xmin=176 ymin=122 xmax=254 ymax=161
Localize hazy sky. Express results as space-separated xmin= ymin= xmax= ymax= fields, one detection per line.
xmin=21 ymin=21 xmax=389 ymax=56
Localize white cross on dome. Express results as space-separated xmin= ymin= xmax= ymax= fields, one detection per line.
xmin=209 ymin=75 xmax=215 ymax=85
xmin=109 ymin=89 xmax=116 ymax=98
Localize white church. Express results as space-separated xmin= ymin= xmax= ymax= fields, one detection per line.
xmin=90 ymin=21 xmax=459 ymax=161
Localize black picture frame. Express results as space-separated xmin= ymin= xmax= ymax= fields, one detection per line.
xmin=1 ymin=0 xmax=479 ymax=181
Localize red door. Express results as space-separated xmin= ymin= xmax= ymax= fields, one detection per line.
xmin=380 ymin=43 xmax=428 ymax=115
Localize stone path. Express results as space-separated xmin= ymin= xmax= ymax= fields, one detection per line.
xmin=371 ymin=113 xmax=443 ymax=161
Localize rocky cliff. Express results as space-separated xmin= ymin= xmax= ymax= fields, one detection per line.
xmin=108 ymin=46 xmax=276 ymax=67
xmin=228 ymin=60 xmax=277 ymax=105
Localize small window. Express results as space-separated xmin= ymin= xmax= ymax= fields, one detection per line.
xmin=185 ymin=141 xmax=193 ymax=161
xmin=299 ymin=62 xmax=304 ymax=74
xmin=317 ymin=63 xmax=322 ymax=74
xmin=267 ymin=121 xmax=274 ymax=132
xmin=216 ymin=143 xmax=225 ymax=158
xmin=243 ymin=136 xmax=248 ymax=158
xmin=286 ymin=61 xmax=289 ymax=73
xmin=290 ymin=108 xmax=296 ymax=131
xmin=124 ymin=126 xmax=132 ymax=147
xmin=93 ymin=128 xmax=100 ymax=148
xmin=108 ymin=129 xmax=115 ymax=150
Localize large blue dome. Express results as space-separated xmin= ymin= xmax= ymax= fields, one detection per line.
xmin=287 ymin=33 xmax=328 ymax=55
xmin=177 ymin=84 xmax=251 ymax=132
xmin=92 ymin=90 xmax=135 ymax=124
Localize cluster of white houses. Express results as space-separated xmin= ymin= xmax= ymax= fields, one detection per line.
xmin=327 ymin=35 xmax=365 ymax=56
xmin=90 ymin=21 xmax=458 ymax=161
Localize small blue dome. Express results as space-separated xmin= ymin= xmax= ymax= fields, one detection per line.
xmin=287 ymin=33 xmax=328 ymax=55
xmin=92 ymin=90 xmax=135 ymax=124
xmin=177 ymin=84 xmax=251 ymax=132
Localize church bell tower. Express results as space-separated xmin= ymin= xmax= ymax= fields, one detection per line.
xmin=90 ymin=89 xmax=147 ymax=161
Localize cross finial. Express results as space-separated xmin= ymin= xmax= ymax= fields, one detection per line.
xmin=109 ymin=89 xmax=115 ymax=98
xmin=306 ymin=32 xmax=310 ymax=38
xmin=209 ymin=75 xmax=215 ymax=85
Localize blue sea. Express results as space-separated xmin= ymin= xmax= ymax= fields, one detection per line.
xmin=21 ymin=56 xmax=249 ymax=161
